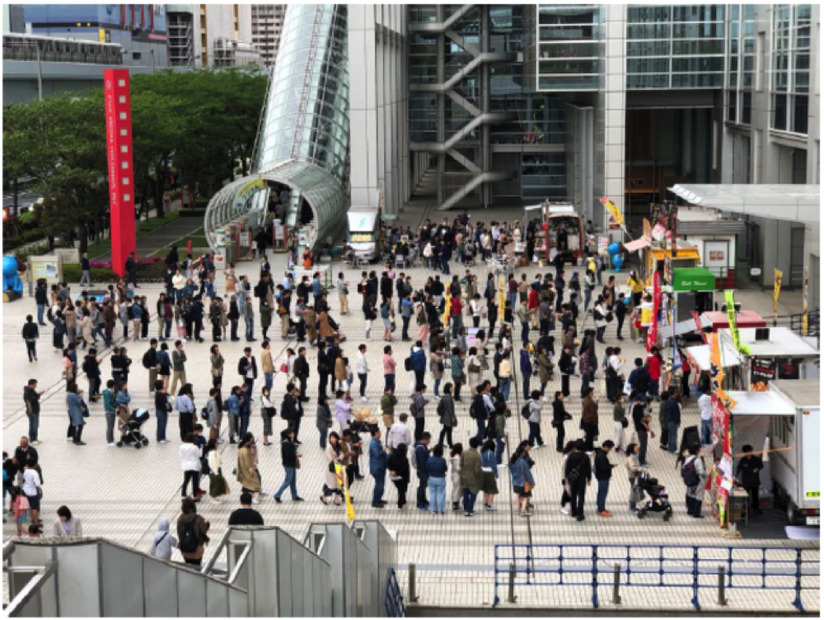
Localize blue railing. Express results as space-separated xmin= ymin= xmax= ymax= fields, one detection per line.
xmin=494 ymin=543 xmax=819 ymax=611
xmin=385 ymin=567 xmax=406 ymax=617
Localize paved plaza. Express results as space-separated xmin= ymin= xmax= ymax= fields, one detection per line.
xmin=2 ymin=222 xmax=818 ymax=612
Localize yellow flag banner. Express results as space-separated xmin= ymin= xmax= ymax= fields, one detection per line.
xmin=724 ymin=290 xmax=751 ymax=355
xmin=334 ymin=463 xmax=356 ymax=523
xmin=773 ymin=269 xmax=782 ymax=319
xmin=600 ymin=196 xmax=625 ymax=228
xmin=443 ymin=290 xmax=451 ymax=328
xmin=498 ymin=276 xmax=505 ymax=322
xmin=802 ymin=266 xmax=809 ymax=336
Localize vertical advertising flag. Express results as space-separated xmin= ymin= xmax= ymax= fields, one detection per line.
xmin=773 ymin=269 xmax=783 ymax=320
xmin=646 ymin=271 xmax=661 ymax=352
xmin=802 ymin=266 xmax=809 ymax=336
xmin=498 ymin=276 xmax=505 ymax=322
xmin=600 ymin=196 xmax=624 ymax=229
xmin=334 ymin=463 xmax=356 ymax=523
xmin=443 ymin=290 xmax=451 ymax=328
xmin=724 ymin=290 xmax=751 ymax=354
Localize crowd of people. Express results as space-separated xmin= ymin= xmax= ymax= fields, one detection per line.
xmin=7 ymin=212 xmax=718 ymax=560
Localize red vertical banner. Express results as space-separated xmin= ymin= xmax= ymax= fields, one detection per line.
xmin=104 ymin=69 xmax=136 ymax=277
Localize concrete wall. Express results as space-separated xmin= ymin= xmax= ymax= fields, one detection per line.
xmin=348 ymin=5 xmax=407 ymax=217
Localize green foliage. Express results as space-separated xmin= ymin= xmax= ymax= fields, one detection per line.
xmin=3 ymin=67 xmax=267 ymax=248
xmin=63 ymin=261 xmax=168 ymax=283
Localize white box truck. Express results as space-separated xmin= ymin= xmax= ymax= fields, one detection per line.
xmin=769 ymin=379 xmax=820 ymax=526
xmin=347 ymin=207 xmax=380 ymax=263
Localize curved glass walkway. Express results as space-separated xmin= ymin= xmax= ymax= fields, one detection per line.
xmin=205 ymin=4 xmax=349 ymax=250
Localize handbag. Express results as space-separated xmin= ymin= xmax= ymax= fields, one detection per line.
xmin=524 ymin=481 xmax=534 ymax=493
xmin=621 ymin=417 xmax=629 ymax=428
xmin=80 ymin=401 xmax=90 ymax=418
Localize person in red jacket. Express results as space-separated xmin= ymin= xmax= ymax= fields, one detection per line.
xmin=645 ymin=347 xmax=662 ymax=400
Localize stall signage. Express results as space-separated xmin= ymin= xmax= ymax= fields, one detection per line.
xmin=750 ymin=357 xmax=776 ymax=384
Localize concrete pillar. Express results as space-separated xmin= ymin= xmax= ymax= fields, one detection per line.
xmin=602 ymin=4 xmax=627 ymax=229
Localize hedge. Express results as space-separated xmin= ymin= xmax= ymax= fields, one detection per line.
xmin=63 ymin=261 xmax=169 ymax=283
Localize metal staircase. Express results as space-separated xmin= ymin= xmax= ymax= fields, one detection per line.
xmin=408 ymin=5 xmax=514 ymax=211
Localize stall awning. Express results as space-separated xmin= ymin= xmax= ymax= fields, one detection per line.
xmin=672 ymin=267 xmax=716 ymax=292
xmin=625 ymin=237 xmax=651 ymax=253
xmin=668 ymin=184 xmax=820 ymax=224
xmin=719 ymin=327 xmax=820 ymax=357
xmin=726 ymin=390 xmax=797 ymax=416
xmin=686 ymin=343 xmax=742 ymax=371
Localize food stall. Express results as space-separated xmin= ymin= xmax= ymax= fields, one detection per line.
xmin=669 ymin=267 xmax=717 ymax=338
xmin=718 ymin=327 xmax=820 ymax=388
xmin=645 ymin=242 xmax=701 ymax=286
xmin=700 ymin=311 xmax=767 ymax=333
xmin=684 ymin=340 xmax=744 ymax=394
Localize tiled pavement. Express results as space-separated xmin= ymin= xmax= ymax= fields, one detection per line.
xmin=2 ymin=246 xmax=818 ymax=613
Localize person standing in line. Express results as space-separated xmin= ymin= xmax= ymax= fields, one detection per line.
xmin=519 ymin=346 xmax=533 ymax=401
xmin=631 ymin=391 xmax=652 ymax=467
xmin=244 ymin=294 xmax=256 ymax=342
xmin=35 ymin=280 xmax=49 ymax=326
xmin=580 ymin=387 xmax=599 ymax=453
xmin=369 ymin=428 xmax=388 ymax=508
xmin=497 ymin=351 xmax=512 ymax=402
xmin=260 ymin=386 xmax=276 ymax=446
xmin=316 ymin=394 xmax=332 ymax=450
xmin=236 ymin=433 xmax=263 ymax=504
xmin=101 ymin=380 xmax=116 ymax=445
xmin=414 ymin=432 xmax=431 ymax=511
xmin=238 ymin=347 xmax=258 ymax=394
xmin=436 ymin=383 xmax=457 ymax=448
xmin=698 ymin=388 xmax=713 ymax=445
xmin=22 ymin=315 xmax=39 ymax=362
xmin=179 ymin=433 xmax=203 ymax=500
xmin=273 ymin=429 xmax=304 ymax=503
xmin=209 ymin=344 xmax=224 ymax=389
xmin=459 ymin=437 xmax=483 ymax=518
xmin=480 ymin=439 xmax=499 ymax=512
xmin=594 ymin=440 xmax=616 ymax=517
xmin=430 ymin=345 xmax=445 ymax=398
xmin=143 ymin=339 xmax=159 ymax=394
xmin=665 ymin=389 xmax=682 ymax=454
xmin=66 ymin=382 xmax=88 ymax=445
xmin=410 ymin=341 xmax=426 ymax=390
xmin=356 ymin=344 xmax=370 ymax=402
xmin=21 ymin=461 xmax=42 ymax=528
xmin=174 ymin=383 xmax=196 ymax=441
xmin=383 ymin=346 xmax=396 ymax=393
xmin=625 ymin=443 xmax=644 ymax=512
xmin=450 ymin=443 xmax=463 ymax=512
xmin=411 ymin=383 xmax=430 ymax=442
xmin=380 ymin=386 xmax=398 ymax=431
xmin=149 ymin=518 xmax=178 ymax=560
xmin=565 ymin=439 xmax=592 ymax=521
xmin=387 ymin=443 xmax=410 ymax=511
xmin=612 ymin=393 xmax=628 ymax=453
xmin=170 ymin=341 xmax=187 ymax=395
xmin=261 ymin=341 xmax=274 ymax=391
xmin=294 ymin=347 xmax=310 ymax=402
xmin=281 ymin=383 xmax=304 ymax=443
xmin=81 ymin=348 xmax=101 ymax=403
xmin=684 ymin=443 xmax=708 ymax=518
xmin=526 ymin=390 xmax=544 ymax=449
xmin=510 ymin=442 xmax=536 ymax=517
xmin=23 ymin=379 xmax=43 ymax=445
xmin=426 ymin=444 xmax=448 ymax=515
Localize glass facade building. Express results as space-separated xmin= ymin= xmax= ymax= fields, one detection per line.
xmin=205 ymin=4 xmax=349 ymax=249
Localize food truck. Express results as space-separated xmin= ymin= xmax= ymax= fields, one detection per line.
xmin=725 ymin=380 xmax=819 ymax=525
xmin=347 ymin=207 xmax=380 ymax=263
xmin=524 ymin=202 xmax=584 ymax=264
xmin=718 ymin=327 xmax=820 ymax=388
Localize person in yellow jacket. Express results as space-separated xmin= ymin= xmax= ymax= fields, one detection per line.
xmin=627 ymin=270 xmax=644 ymax=308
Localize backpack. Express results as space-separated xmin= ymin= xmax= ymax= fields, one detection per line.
xmin=126 ymin=305 xmax=134 ymax=320
xmin=681 ymin=459 xmax=699 ymax=487
xmin=200 ymin=406 xmax=209 ymax=421
xmin=521 ymin=403 xmax=532 ymax=420
xmin=178 ymin=519 xmax=199 ymax=553
xmin=470 ymin=394 xmax=484 ymax=419
xmin=142 ymin=349 xmax=154 ymax=369
xmin=404 ymin=357 xmax=413 ymax=372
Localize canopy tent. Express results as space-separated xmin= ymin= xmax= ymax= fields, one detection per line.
xmin=719 ymin=327 xmax=820 ymax=357
xmin=624 ymin=237 xmax=651 ymax=253
xmin=668 ymin=184 xmax=820 ymax=224
xmin=685 ymin=342 xmax=742 ymax=371
xmin=725 ymin=390 xmax=797 ymax=416
xmin=701 ymin=311 xmax=767 ymax=331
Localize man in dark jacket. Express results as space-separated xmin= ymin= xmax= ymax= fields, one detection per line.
xmin=22 ymin=315 xmax=39 ymax=362
xmin=594 ymin=440 xmax=616 ymax=517
xmin=227 ymin=297 xmax=240 ymax=341
xmin=736 ymin=444 xmax=764 ymax=514
xmin=627 ymin=358 xmax=651 ymax=395
xmin=369 ymin=428 xmax=388 ymax=508
xmin=23 ymin=380 xmax=43 ymax=444
xmin=35 ymin=280 xmax=49 ymax=326
xmin=125 ymin=252 xmax=139 ymax=288
xmin=81 ymin=349 xmax=101 ymax=402
xmin=280 ymin=383 xmax=303 ymax=444
xmin=564 ymin=439 xmax=592 ymax=521
xmin=380 ymin=272 xmax=393 ymax=302
xmin=414 ymin=432 xmax=431 ymax=510
xmin=317 ymin=343 xmax=332 ymax=401
xmin=273 ymin=429 xmax=303 ymax=502
xmin=558 ymin=346 xmax=575 ymax=398
xmin=190 ymin=296 xmax=205 ymax=343
xmin=614 ymin=293 xmax=627 ymax=340
xmin=80 ymin=251 xmax=92 ymax=287
xmin=293 ymin=347 xmax=310 ymax=402
xmin=238 ymin=348 xmax=258 ymax=393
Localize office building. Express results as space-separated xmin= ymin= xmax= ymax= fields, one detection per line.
xmin=251 ymin=4 xmax=286 ymax=68
xmin=167 ymin=4 xmax=260 ymax=68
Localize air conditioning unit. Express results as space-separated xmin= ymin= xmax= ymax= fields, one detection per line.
xmin=755 ymin=328 xmax=770 ymax=341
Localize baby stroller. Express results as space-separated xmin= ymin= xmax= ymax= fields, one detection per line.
xmin=117 ymin=408 xmax=151 ymax=449
xmin=636 ymin=471 xmax=673 ymax=521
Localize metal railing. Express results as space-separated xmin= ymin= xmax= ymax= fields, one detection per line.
xmin=385 ymin=567 xmax=406 ymax=617
xmin=494 ymin=543 xmax=819 ymax=611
